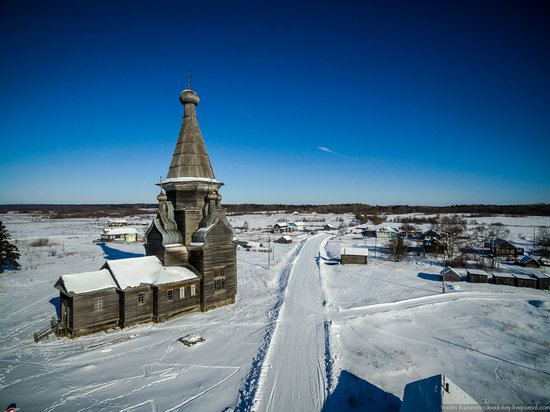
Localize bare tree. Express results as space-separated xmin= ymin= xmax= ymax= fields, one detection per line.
xmin=488 ymin=222 xmax=510 ymax=240
xmin=537 ymin=226 xmax=550 ymax=258
xmin=388 ymin=236 xmax=409 ymax=262
xmin=433 ymin=215 xmax=467 ymax=259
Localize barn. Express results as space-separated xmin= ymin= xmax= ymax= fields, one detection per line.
xmin=529 ymin=272 xmax=550 ymax=290
xmin=513 ymin=273 xmax=537 ymax=289
xmin=440 ymin=267 xmax=461 ymax=282
xmin=54 ymin=269 xmax=120 ymax=338
xmin=492 ymin=272 xmax=515 ymax=286
xmin=340 ymin=247 xmax=368 ymax=264
xmin=276 ymin=235 xmax=293 ymax=244
xmin=467 ymin=269 xmax=489 ymax=283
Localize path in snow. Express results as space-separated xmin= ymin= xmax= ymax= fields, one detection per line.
xmin=256 ymin=234 xmax=328 ymax=412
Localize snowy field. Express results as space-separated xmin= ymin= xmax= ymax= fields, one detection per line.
xmin=0 ymin=211 xmax=549 ymax=411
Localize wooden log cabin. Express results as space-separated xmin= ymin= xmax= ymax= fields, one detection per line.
xmin=340 ymin=247 xmax=368 ymax=264
xmin=466 ymin=269 xmax=489 ymax=283
xmin=513 ymin=273 xmax=537 ymax=289
xmin=492 ymin=271 xmax=515 ymax=286
xmin=50 ymin=83 xmax=237 ymax=339
xmin=54 ymin=269 xmax=119 ymax=338
xmin=440 ymin=267 xmax=461 ymax=282
xmin=530 ymin=272 xmax=550 ymax=290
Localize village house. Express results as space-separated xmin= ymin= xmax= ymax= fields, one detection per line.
xmin=485 ymin=238 xmax=524 ymax=258
xmin=420 ymin=229 xmax=446 ymax=254
xmin=50 ymin=84 xmax=237 ymax=338
xmin=519 ymin=255 xmax=541 ymax=268
xmin=101 ymin=227 xmax=138 ymax=243
xmin=376 ymin=226 xmax=400 ymax=238
xmin=273 ymin=222 xmax=290 ymax=233
xmin=107 ymin=219 xmax=128 ymax=227
xmin=340 ymin=247 xmax=368 ymax=264
xmin=275 ymin=235 xmax=293 ymax=244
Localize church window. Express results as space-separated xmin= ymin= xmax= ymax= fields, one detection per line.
xmin=138 ymin=293 xmax=145 ymax=305
xmin=190 ymin=285 xmax=196 ymax=296
xmin=180 ymin=287 xmax=185 ymax=299
xmin=167 ymin=290 xmax=174 ymax=301
xmin=214 ymin=277 xmax=226 ymax=291
xmin=94 ymin=298 xmax=103 ymax=311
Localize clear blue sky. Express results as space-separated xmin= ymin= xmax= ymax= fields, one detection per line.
xmin=1 ymin=0 xmax=549 ymax=205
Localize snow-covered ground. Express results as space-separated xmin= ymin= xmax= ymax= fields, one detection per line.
xmin=0 ymin=212 xmax=549 ymax=411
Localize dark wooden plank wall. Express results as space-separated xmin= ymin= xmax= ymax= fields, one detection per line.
xmin=70 ymin=289 xmax=119 ymax=337
xmin=341 ymin=255 xmax=368 ymax=265
xmin=154 ymin=279 xmax=201 ymax=321
xmin=120 ymin=286 xmax=153 ymax=327
xmin=200 ymin=219 xmax=237 ymax=311
xmin=144 ymin=226 xmax=164 ymax=261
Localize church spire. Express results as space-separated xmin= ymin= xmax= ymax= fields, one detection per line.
xmin=165 ymin=82 xmax=216 ymax=182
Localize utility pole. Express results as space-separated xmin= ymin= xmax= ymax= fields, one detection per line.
xmin=267 ymin=237 xmax=271 ymax=270
xmin=442 ymin=273 xmax=446 ymax=294
xmin=374 ymin=236 xmax=377 ymax=259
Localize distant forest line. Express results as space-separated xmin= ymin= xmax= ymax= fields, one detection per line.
xmin=0 ymin=203 xmax=549 ymax=218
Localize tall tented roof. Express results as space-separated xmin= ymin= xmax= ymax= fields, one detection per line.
xmin=166 ymin=88 xmax=216 ymax=181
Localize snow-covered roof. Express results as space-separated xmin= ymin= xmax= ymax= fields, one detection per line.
xmin=529 ymin=272 xmax=549 ymax=280
xmin=520 ymin=255 xmax=540 ymax=265
xmin=161 ymin=177 xmax=222 ymax=185
xmin=156 ymin=266 xmax=198 ymax=285
xmin=377 ymin=226 xmax=398 ymax=232
xmin=105 ymin=256 xmax=198 ymax=289
xmin=401 ymin=374 xmax=481 ymax=412
xmin=108 ymin=219 xmax=128 ymax=224
xmin=513 ymin=273 xmax=534 ymax=281
xmin=56 ymin=269 xmax=118 ymax=295
xmin=279 ymin=235 xmax=292 ymax=241
xmin=103 ymin=227 xmax=138 ymax=235
xmin=466 ymin=269 xmax=489 ymax=277
xmin=274 ymin=222 xmax=288 ymax=227
xmin=493 ymin=272 xmax=515 ymax=278
xmin=340 ymin=247 xmax=369 ymax=257
xmin=440 ymin=267 xmax=460 ymax=277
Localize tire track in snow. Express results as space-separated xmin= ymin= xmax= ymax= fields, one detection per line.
xmin=236 ymin=238 xmax=308 ymax=411
xmin=250 ymin=235 xmax=328 ymax=412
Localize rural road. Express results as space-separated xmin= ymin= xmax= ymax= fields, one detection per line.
xmin=258 ymin=234 xmax=328 ymax=412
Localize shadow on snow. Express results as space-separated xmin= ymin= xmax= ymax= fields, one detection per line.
xmin=417 ymin=272 xmax=441 ymax=282
xmin=322 ymin=370 xmax=401 ymax=412
xmin=49 ymin=296 xmax=60 ymax=318
xmin=97 ymin=242 xmax=144 ymax=260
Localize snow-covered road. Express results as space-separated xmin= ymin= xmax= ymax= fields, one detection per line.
xmin=256 ymin=234 xmax=328 ymax=412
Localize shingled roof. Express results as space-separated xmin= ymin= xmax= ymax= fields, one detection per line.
xmin=166 ymin=88 xmax=216 ymax=181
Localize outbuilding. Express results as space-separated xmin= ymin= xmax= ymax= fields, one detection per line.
xmin=340 ymin=247 xmax=368 ymax=264
xmin=492 ymin=272 xmax=515 ymax=286
xmin=529 ymin=272 xmax=550 ymax=290
xmin=519 ymin=256 xmax=541 ymax=268
xmin=275 ymin=235 xmax=293 ymax=244
xmin=54 ymin=269 xmax=120 ymax=338
xmin=440 ymin=267 xmax=461 ymax=282
xmin=513 ymin=273 xmax=537 ymax=289
xmin=101 ymin=227 xmax=138 ymax=243
xmin=467 ymin=269 xmax=489 ymax=283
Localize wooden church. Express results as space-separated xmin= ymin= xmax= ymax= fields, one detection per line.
xmin=52 ymin=85 xmax=237 ymax=338
xmin=144 ymin=85 xmax=237 ymax=312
